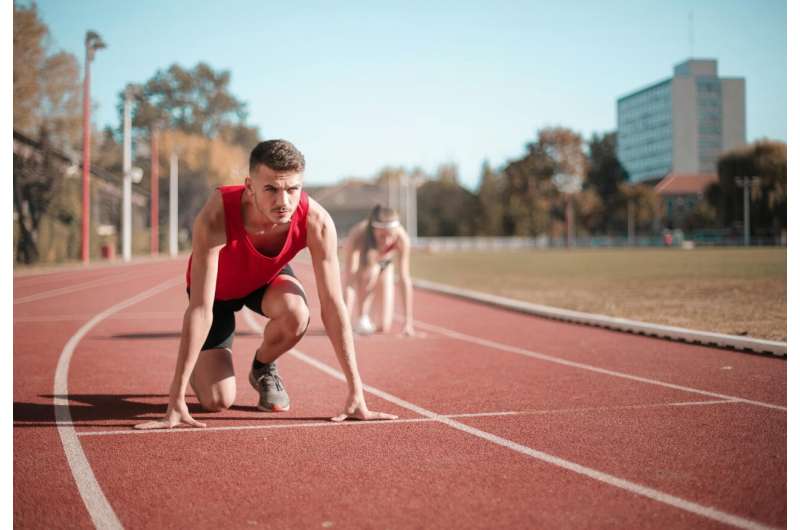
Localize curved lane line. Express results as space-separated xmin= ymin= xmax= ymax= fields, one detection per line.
xmin=16 ymin=270 xmax=157 ymax=305
xmin=54 ymin=276 xmax=183 ymax=530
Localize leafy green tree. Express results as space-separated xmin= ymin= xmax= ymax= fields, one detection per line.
xmin=615 ymin=183 xmax=663 ymax=234
xmin=120 ymin=62 xmax=260 ymax=150
xmin=417 ymin=165 xmax=480 ymax=236
xmin=13 ymin=3 xmax=84 ymax=263
xmin=710 ymin=141 xmax=786 ymax=237
xmin=476 ymin=160 xmax=503 ymax=236
xmin=13 ymin=2 xmax=47 ymax=135
xmin=497 ymin=127 xmax=586 ymax=237
xmin=585 ymin=132 xmax=628 ymax=233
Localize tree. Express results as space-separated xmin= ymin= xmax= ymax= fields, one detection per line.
xmin=120 ymin=62 xmax=260 ymax=151
xmin=497 ymin=127 xmax=586 ymax=237
xmin=615 ymin=183 xmax=663 ymax=234
xmin=13 ymin=2 xmax=47 ymax=135
xmin=476 ymin=160 xmax=503 ymax=236
xmin=13 ymin=3 xmax=84 ymax=263
xmin=417 ymin=165 xmax=480 ymax=236
xmin=14 ymin=129 xmax=57 ymax=263
xmin=585 ymin=132 xmax=629 ymax=233
xmin=711 ymin=141 xmax=787 ymax=237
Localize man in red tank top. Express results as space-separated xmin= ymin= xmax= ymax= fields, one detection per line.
xmin=136 ymin=140 xmax=397 ymax=429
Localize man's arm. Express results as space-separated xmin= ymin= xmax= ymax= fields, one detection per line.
xmin=306 ymin=199 xmax=397 ymax=422
xmin=135 ymin=193 xmax=224 ymax=429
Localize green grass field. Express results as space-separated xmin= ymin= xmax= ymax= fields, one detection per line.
xmin=410 ymin=247 xmax=787 ymax=341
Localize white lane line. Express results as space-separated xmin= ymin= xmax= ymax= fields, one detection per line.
xmin=241 ymin=310 xmax=779 ymax=530
xmin=290 ymin=259 xmax=785 ymax=412
xmin=79 ymin=418 xmax=434 ymax=437
xmin=15 ymin=312 xmax=183 ymax=323
xmin=415 ymin=321 xmax=786 ymax=412
xmin=75 ymin=399 xmax=739 ymax=438
xmin=54 ymin=275 xmax=183 ymax=530
xmin=446 ymin=399 xmax=739 ymax=419
xmin=16 ymin=270 xmax=156 ymax=305
xmin=290 ymin=347 xmax=779 ymax=530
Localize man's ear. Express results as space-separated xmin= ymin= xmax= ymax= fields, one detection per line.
xmin=244 ymin=176 xmax=254 ymax=195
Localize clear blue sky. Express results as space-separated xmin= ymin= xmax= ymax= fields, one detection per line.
xmin=29 ymin=0 xmax=787 ymax=190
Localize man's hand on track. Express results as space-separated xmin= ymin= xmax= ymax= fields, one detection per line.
xmin=134 ymin=399 xmax=207 ymax=429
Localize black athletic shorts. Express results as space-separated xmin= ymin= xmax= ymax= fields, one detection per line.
xmin=187 ymin=265 xmax=297 ymax=351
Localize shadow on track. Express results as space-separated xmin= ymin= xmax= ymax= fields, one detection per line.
xmin=13 ymin=395 xmax=332 ymax=427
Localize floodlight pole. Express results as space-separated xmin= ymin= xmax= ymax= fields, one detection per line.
xmin=150 ymin=125 xmax=159 ymax=255
xmin=169 ymin=152 xmax=179 ymax=256
xmin=735 ymin=176 xmax=760 ymax=246
xmin=566 ymin=195 xmax=575 ymax=248
xmin=81 ymin=31 xmax=106 ymax=263
xmin=405 ymin=173 xmax=417 ymax=245
xmin=122 ymin=88 xmax=133 ymax=261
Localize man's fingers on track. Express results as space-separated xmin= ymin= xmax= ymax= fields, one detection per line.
xmin=330 ymin=414 xmax=348 ymax=422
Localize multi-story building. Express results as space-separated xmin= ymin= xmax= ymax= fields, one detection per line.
xmin=616 ymin=59 xmax=746 ymax=183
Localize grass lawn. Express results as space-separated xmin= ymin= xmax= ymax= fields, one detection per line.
xmin=410 ymin=247 xmax=787 ymax=341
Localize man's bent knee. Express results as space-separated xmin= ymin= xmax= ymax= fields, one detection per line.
xmin=198 ymin=385 xmax=236 ymax=412
xmin=281 ymin=299 xmax=310 ymax=338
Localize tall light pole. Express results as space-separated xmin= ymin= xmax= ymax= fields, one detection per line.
xmin=121 ymin=85 xmax=145 ymax=261
xmin=735 ymin=176 xmax=760 ymax=246
xmin=150 ymin=123 xmax=160 ymax=255
xmin=553 ymin=173 xmax=582 ymax=248
xmin=81 ymin=30 xmax=106 ymax=263
xmin=169 ymin=152 xmax=179 ymax=257
xmin=122 ymin=87 xmax=133 ymax=261
xmin=404 ymin=173 xmax=417 ymax=245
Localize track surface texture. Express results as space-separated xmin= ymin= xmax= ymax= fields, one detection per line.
xmin=13 ymin=257 xmax=786 ymax=529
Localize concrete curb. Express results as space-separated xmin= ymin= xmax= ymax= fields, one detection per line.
xmin=413 ymin=278 xmax=787 ymax=358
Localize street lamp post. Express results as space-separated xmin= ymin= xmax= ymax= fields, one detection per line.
xmin=735 ymin=176 xmax=760 ymax=246
xmin=80 ymin=30 xmax=106 ymax=264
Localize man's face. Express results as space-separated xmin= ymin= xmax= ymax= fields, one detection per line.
xmin=246 ymin=164 xmax=303 ymax=225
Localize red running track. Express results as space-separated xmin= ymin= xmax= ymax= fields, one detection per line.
xmin=13 ymin=256 xmax=786 ymax=529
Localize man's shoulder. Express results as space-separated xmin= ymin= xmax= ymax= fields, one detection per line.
xmin=305 ymin=196 xmax=333 ymax=227
xmin=194 ymin=189 xmax=227 ymax=245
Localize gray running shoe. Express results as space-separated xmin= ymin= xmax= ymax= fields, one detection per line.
xmin=249 ymin=361 xmax=290 ymax=412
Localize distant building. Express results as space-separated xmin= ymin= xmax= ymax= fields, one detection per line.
xmin=305 ymin=181 xmax=388 ymax=237
xmin=655 ymin=172 xmax=718 ymax=229
xmin=617 ymin=59 xmax=746 ymax=184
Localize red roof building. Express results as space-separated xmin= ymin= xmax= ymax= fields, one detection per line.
xmin=655 ymin=172 xmax=718 ymax=229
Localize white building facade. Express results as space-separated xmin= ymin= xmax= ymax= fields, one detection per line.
xmin=617 ymin=59 xmax=746 ymax=183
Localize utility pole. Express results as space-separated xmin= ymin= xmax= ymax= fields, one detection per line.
xmin=735 ymin=176 xmax=760 ymax=246
xmin=80 ymin=31 xmax=106 ymax=263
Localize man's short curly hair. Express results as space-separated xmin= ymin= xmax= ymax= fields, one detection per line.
xmin=249 ymin=139 xmax=306 ymax=173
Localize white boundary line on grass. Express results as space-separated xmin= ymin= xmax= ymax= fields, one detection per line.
xmin=242 ymin=310 xmax=779 ymax=530
xmin=54 ymin=276 xmax=183 ymax=530
xmin=413 ymin=278 xmax=787 ymax=357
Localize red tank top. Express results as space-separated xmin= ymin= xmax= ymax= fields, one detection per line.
xmin=186 ymin=185 xmax=309 ymax=300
